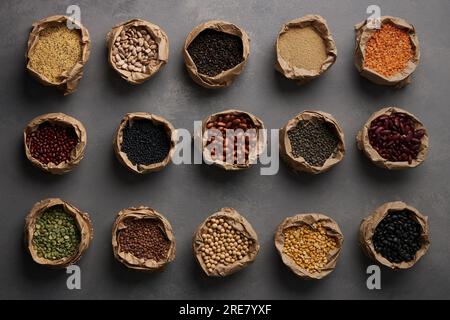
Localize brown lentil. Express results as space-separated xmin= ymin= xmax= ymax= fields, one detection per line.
xmin=369 ymin=113 xmax=425 ymax=164
xmin=118 ymin=218 xmax=170 ymax=261
xmin=198 ymin=217 xmax=253 ymax=274
xmin=278 ymin=26 xmax=327 ymax=71
xmin=205 ymin=113 xmax=257 ymax=164
xmin=283 ymin=223 xmax=337 ymax=273
xmin=364 ymin=24 xmax=413 ymax=77
xmin=28 ymin=24 xmax=81 ymax=83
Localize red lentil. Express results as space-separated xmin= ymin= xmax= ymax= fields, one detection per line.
xmin=364 ymin=24 xmax=413 ymax=77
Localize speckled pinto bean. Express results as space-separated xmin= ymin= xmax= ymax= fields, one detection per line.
xmin=369 ymin=113 xmax=425 ymax=164
xmin=112 ymin=26 xmax=158 ymax=73
xmin=206 ymin=113 xmax=257 ymax=164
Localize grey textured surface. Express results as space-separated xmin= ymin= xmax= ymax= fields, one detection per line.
xmin=0 ymin=0 xmax=449 ymax=300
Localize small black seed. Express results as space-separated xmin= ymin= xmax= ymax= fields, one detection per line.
xmin=121 ymin=119 xmax=171 ymax=166
xmin=187 ymin=29 xmax=244 ymax=77
xmin=287 ymin=119 xmax=339 ymax=167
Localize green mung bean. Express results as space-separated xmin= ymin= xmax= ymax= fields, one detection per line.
xmin=32 ymin=206 xmax=80 ymax=260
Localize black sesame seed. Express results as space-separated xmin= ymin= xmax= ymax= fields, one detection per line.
xmin=121 ymin=119 xmax=171 ymax=166
xmin=187 ymin=29 xmax=244 ymax=77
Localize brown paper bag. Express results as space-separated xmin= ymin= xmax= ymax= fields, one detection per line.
xmin=24 ymin=198 xmax=93 ymax=268
xmin=183 ymin=20 xmax=250 ymax=89
xmin=354 ymin=16 xmax=420 ymax=88
xmin=274 ymin=213 xmax=344 ymax=280
xmin=359 ymin=201 xmax=430 ymax=270
xmin=26 ymin=15 xmax=91 ymax=95
xmin=112 ymin=206 xmax=176 ymax=272
xmin=193 ymin=208 xmax=260 ymax=277
xmin=280 ymin=110 xmax=345 ymax=174
xmin=275 ymin=15 xmax=337 ymax=85
xmin=356 ymin=107 xmax=429 ymax=170
xmin=107 ymin=19 xmax=169 ymax=84
xmin=24 ymin=113 xmax=87 ymax=175
xmin=199 ymin=109 xmax=266 ymax=170
xmin=114 ymin=112 xmax=176 ymax=174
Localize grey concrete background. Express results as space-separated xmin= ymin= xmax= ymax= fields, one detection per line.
xmin=0 ymin=0 xmax=449 ymax=300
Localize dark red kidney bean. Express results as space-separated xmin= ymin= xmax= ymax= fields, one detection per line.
xmin=368 ymin=113 xmax=424 ymax=163
xmin=28 ymin=122 xmax=78 ymax=166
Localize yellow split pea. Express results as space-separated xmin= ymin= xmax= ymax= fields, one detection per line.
xmin=279 ymin=26 xmax=327 ymax=71
xmin=283 ymin=222 xmax=337 ymax=273
xmin=29 ymin=24 xmax=82 ymax=83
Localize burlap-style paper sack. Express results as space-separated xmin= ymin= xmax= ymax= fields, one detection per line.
xmin=280 ymin=110 xmax=345 ymax=174
xmin=183 ymin=20 xmax=250 ymax=89
xmin=24 ymin=113 xmax=87 ymax=175
xmin=24 ymin=198 xmax=93 ymax=268
xmin=275 ymin=15 xmax=337 ymax=85
xmin=112 ymin=207 xmax=176 ymax=272
xmin=359 ymin=201 xmax=430 ymax=270
xmin=274 ymin=213 xmax=344 ymax=280
xmin=199 ymin=109 xmax=266 ymax=171
xmin=114 ymin=112 xmax=176 ymax=174
xmin=354 ymin=16 xmax=420 ymax=88
xmin=356 ymin=107 xmax=429 ymax=170
xmin=107 ymin=19 xmax=169 ymax=84
xmin=26 ymin=15 xmax=91 ymax=95
xmin=193 ymin=208 xmax=260 ymax=277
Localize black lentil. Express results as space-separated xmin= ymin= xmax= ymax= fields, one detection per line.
xmin=373 ymin=210 xmax=423 ymax=263
xmin=288 ymin=119 xmax=339 ymax=166
xmin=121 ymin=119 xmax=171 ymax=166
xmin=187 ymin=29 xmax=244 ymax=77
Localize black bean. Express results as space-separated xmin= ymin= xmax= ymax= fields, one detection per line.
xmin=372 ymin=210 xmax=423 ymax=263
